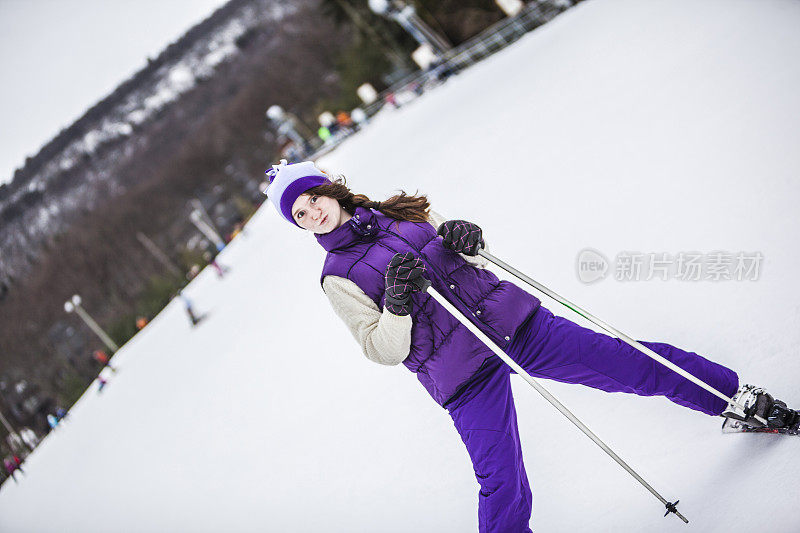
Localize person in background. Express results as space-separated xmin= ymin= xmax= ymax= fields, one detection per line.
xmin=0 ymin=448 xmax=8 ymax=481
xmin=203 ymin=245 xmax=228 ymax=278
xmin=3 ymin=457 xmax=15 ymax=483
xmin=19 ymin=427 xmax=38 ymax=451
xmin=228 ymin=222 xmax=245 ymax=241
xmin=5 ymin=432 xmax=24 ymax=456
xmin=55 ymin=407 xmax=68 ymax=422
xmin=4 ymin=455 xmax=23 ymax=483
xmin=93 ymin=349 xmax=117 ymax=373
xmin=177 ymin=290 xmax=202 ymax=327
xmin=186 ymin=264 xmax=201 ymax=280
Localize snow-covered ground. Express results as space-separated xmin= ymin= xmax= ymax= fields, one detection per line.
xmin=2 ymin=0 xmax=799 ymax=531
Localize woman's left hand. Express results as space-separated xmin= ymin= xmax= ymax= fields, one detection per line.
xmin=384 ymin=252 xmax=429 ymax=316
xmin=437 ymin=220 xmax=484 ymax=256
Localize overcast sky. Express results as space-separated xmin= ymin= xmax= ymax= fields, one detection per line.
xmin=0 ymin=0 xmax=231 ymax=186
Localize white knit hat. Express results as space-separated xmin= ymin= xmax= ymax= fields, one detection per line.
xmin=265 ymin=159 xmax=330 ymax=226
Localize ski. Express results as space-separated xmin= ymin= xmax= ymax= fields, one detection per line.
xmin=722 ymin=417 xmax=800 ymax=436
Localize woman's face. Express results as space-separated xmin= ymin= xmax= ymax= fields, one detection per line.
xmin=291 ymin=193 xmax=348 ymax=234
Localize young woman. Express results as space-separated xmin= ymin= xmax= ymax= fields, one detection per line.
xmin=265 ymin=159 xmax=791 ymax=532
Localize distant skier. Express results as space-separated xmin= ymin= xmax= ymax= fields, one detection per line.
xmin=19 ymin=427 xmax=38 ymax=451
xmin=228 ymin=222 xmax=245 ymax=241
xmin=93 ymin=349 xmax=117 ymax=373
xmin=47 ymin=413 xmax=59 ymax=431
xmin=177 ymin=290 xmax=202 ymax=326
xmin=5 ymin=432 xmax=24 ymax=455
xmin=265 ymin=160 xmax=797 ymax=532
xmin=203 ymin=249 xmax=228 ymax=278
xmin=336 ymin=110 xmax=353 ymax=129
xmin=3 ymin=457 xmax=14 ymax=483
xmin=97 ymin=376 xmax=108 ymax=393
xmin=186 ymin=264 xmax=201 ymax=280
xmin=317 ymin=126 xmax=331 ymax=143
xmin=3 ymin=456 xmax=23 ymax=483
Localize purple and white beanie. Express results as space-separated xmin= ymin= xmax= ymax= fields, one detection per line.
xmin=265 ymin=159 xmax=330 ymax=226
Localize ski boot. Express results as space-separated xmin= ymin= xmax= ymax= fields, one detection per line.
xmin=722 ymin=384 xmax=774 ymax=428
xmin=722 ymin=384 xmax=800 ymax=436
xmin=766 ymin=399 xmax=800 ymax=432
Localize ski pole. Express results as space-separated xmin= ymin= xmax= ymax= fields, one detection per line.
xmin=476 ymin=249 xmax=765 ymax=426
xmin=424 ymin=285 xmax=689 ymax=524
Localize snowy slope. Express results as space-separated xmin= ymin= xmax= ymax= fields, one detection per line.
xmin=2 ymin=0 xmax=800 ymax=531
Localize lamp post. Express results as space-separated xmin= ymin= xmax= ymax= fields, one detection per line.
xmin=495 ymin=0 xmax=524 ymax=17
xmin=368 ymin=0 xmax=451 ymax=57
xmin=190 ymin=199 xmax=226 ymax=244
xmin=190 ymin=210 xmax=226 ymax=252
xmin=0 ymin=407 xmax=17 ymax=438
xmin=63 ymin=295 xmax=120 ymax=352
xmin=266 ymin=105 xmax=310 ymax=157
xmin=0 ymin=405 xmax=27 ymax=454
xmin=136 ymin=232 xmax=182 ymax=278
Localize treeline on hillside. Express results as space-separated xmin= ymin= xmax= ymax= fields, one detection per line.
xmin=3 ymin=0 xmax=251 ymax=191
xmin=0 ymin=0 xmax=350 ymax=408
xmin=0 ymin=0 xmax=512 ymax=419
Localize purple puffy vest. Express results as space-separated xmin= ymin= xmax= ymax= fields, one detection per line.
xmin=317 ymin=207 xmax=540 ymax=406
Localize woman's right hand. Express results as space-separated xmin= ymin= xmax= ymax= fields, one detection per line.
xmin=437 ymin=220 xmax=484 ymax=256
xmin=384 ymin=252 xmax=429 ymax=316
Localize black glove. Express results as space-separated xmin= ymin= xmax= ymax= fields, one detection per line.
xmin=437 ymin=220 xmax=484 ymax=256
xmin=384 ymin=252 xmax=429 ymax=316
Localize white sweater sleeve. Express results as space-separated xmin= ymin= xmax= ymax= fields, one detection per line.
xmin=320 ymin=209 xmax=488 ymax=366
xmin=322 ymin=275 xmax=412 ymax=366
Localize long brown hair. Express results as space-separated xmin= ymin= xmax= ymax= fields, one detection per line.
xmin=306 ymin=176 xmax=430 ymax=223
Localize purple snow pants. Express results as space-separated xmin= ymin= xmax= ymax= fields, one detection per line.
xmin=445 ymin=306 xmax=739 ymax=532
